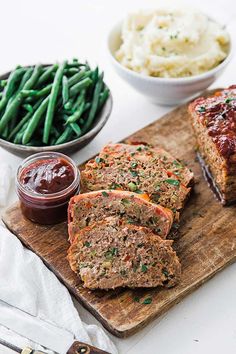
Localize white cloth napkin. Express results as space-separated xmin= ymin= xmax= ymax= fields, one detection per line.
xmin=0 ymin=225 xmax=117 ymax=354
xmin=0 ymin=162 xmax=12 ymax=207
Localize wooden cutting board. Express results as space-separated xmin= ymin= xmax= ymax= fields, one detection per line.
xmin=2 ymin=92 xmax=236 ymax=338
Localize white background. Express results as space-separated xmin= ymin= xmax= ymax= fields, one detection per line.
xmin=0 ymin=0 xmax=236 ymax=353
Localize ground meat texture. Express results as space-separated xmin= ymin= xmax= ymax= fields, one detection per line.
xmin=189 ymin=86 xmax=236 ymax=204
xmin=68 ymin=190 xmax=173 ymax=243
xmin=67 ymin=217 xmax=181 ymax=290
xmin=81 ymin=143 xmax=192 ymax=213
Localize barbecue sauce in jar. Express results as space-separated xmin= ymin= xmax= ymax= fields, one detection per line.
xmin=16 ymin=152 xmax=80 ymax=224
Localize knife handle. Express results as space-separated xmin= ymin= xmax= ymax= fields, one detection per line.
xmin=67 ymin=341 xmax=111 ymax=354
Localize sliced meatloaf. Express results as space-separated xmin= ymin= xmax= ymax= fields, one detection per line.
xmin=68 ymin=190 xmax=173 ymax=243
xmin=67 ymin=217 xmax=181 ymax=290
xmin=81 ymin=143 xmax=192 ymax=213
xmin=189 ymin=85 xmax=236 ymax=204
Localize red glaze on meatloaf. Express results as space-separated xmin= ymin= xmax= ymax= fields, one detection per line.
xmin=68 ymin=190 xmax=173 ymax=243
xmin=189 ymin=85 xmax=236 ymax=204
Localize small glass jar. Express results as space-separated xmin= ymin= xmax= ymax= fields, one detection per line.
xmin=16 ymin=152 xmax=80 ymax=225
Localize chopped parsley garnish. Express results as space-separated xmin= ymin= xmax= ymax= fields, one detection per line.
xmin=155 ymin=183 xmax=161 ymax=191
xmin=105 ymin=251 xmax=112 ymax=259
xmin=110 ymin=182 xmax=121 ymax=189
xmin=136 ymin=146 xmax=142 ymax=152
xmin=173 ymin=160 xmax=182 ymax=167
xmin=130 ymin=162 xmax=138 ymax=168
xmin=141 ymin=264 xmax=148 ymax=273
xmin=133 ymin=296 xmax=140 ymax=302
xmin=121 ymin=198 xmax=130 ymax=206
xmin=225 ymin=97 xmax=235 ymax=104
xmin=111 ymin=247 xmax=118 ymax=256
xmin=128 ymin=182 xmax=137 ymax=191
xmin=127 ymin=218 xmax=135 ymax=224
xmin=165 ymin=179 xmax=180 ymax=186
xmin=84 ymin=241 xmax=91 ymax=248
xmin=136 ymin=189 xmax=144 ymax=194
xmin=143 ymin=297 xmax=152 ymax=305
xmin=95 ymin=157 xmax=105 ymax=164
xmin=198 ymin=106 xmax=206 ymax=113
xmin=162 ymin=268 xmax=169 ymax=277
xmin=130 ymin=170 xmax=138 ymax=177
xmin=101 ymin=191 xmax=109 ymax=197
xmin=152 ymin=194 xmax=160 ymax=203
xmin=105 ymin=247 xmax=119 ymax=259
xmin=120 ymin=269 xmax=127 ymax=276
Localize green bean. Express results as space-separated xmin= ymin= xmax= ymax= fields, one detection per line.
xmin=22 ymin=83 xmax=52 ymax=98
xmin=8 ymin=99 xmax=43 ymax=141
xmin=36 ymin=64 xmax=58 ymax=87
xmin=64 ymin=101 xmax=73 ymax=110
xmin=92 ymin=67 xmax=99 ymax=85
xmin=51 ymin=126 xmax=60 ymax=138
xmin=0 ymin=65 xmax=42 ymax=133
xmin=62 ymin=75 xmax=69 ymax=106
xmin=65 ymin=68 xmax=79 ymax=75
xmin=50 ymin=136 xmax=57 ymax=145
xmin=23 ymin=103 xmax=33 ymax=113
xmin=0 ymin=80 xmax=7 ymax=88
xmin=0 ymin=67 xmax=25 ymax=113
xmin=55 ymin=126 xmax=73 ymax=145
xmin=22 ymin=64 xmax=42 ymax=90
xmin=43 ymin=61 xmax=67 ymax=144
xmin=98 ymin=88 xmax=109 ymax=110
xmin=70 ymin=122 xmax=82 ymax=137
xmin=66 ymin=100 xmax=85 ymax=124
xmin=2 ymin=124 xmax=9 ymax=138
xmin=69 ymin=77 xmax=92 ymax=97
xmin=23 ymin=95 xmax=49 ymax=145
xmin=14 ymin=122 xmax=28 ymax=144
xmin=67 ymin=62 xmax=86 ymax=68
xmin=9 ymin=68 xmax=34 ymax=131
xmin=72 ymin=89 xmax=85 ymax=111
xmin=21 ymin=89 xmax=38 ymax=97
xmin=18 ymin=68 xmax=34 ymax=89
xmin=67 ymin=70 xmax=91 ymax=87
xmin=82 ymin=73 xmax=104 ymax=134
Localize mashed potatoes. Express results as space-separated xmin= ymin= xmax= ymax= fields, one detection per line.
xmin=115 ymin=8 xmax=230 ymax=78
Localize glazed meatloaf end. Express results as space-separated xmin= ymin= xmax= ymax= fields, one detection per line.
xmin=67 ymin=217 xmax=181 ymax=290
xmin=68 ymin=190 xmax=173 ymax=244
xmin=189 ymin=85 xmax=236 ymax=204
xmin=81 ymin=143 xmax=192 ymax=213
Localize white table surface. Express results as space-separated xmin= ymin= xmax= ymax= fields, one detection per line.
xmin=0 ymin=0 xmax=236 ymax=353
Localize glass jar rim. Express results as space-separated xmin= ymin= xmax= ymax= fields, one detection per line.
xmin=16 ymin=151 xmax=80 ymax=200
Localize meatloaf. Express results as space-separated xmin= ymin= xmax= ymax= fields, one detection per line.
xmin=189 ymin=85 xmax=236 ymax=204
xmin=68 ymin=190 xmax=173 ymax=243
xmin=67 ymin=216 xmax=181 ymax=290
xmin=81 ymin=143 xmax=192 ymax=213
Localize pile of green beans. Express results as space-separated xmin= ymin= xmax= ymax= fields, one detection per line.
xmin=0 ymin=60 xmax=109 ymax=146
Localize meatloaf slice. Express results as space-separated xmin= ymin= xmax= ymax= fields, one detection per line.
xmin=67 ymin=217 xmax=181 ymax=290
xmin=68 ymin=190 xmax=173 ymax=243
xmin=81 ymin=143 xmax=191 ymax=213
xmin=189 ymin=85 xmax=236 ymax=204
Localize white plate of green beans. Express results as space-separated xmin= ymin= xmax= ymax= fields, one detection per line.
xmin=0 ymin=59 xmax=112 ymax=157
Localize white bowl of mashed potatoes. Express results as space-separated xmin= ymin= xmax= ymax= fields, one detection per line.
xmin=108 ymin=7 xmax=232 ymax=105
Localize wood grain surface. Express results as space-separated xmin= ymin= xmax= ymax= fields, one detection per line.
xmin=2 ymin=93 xmax=236 ymax=338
